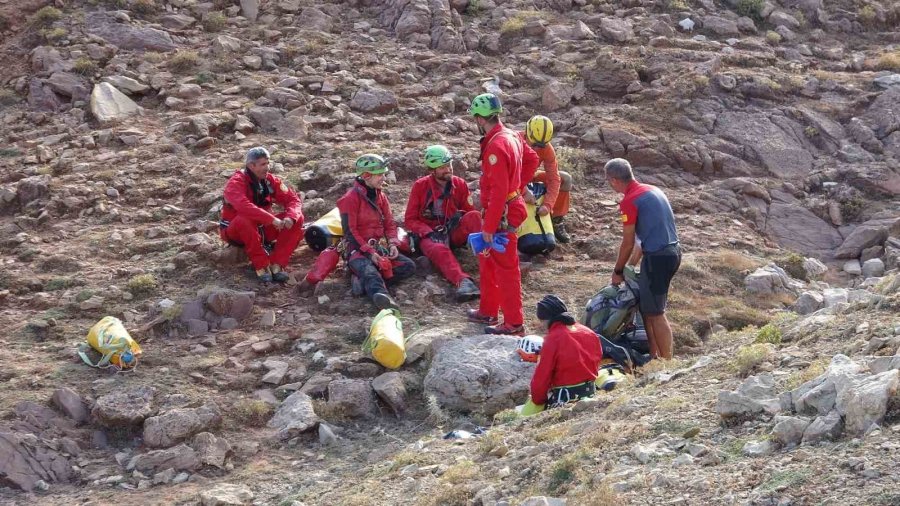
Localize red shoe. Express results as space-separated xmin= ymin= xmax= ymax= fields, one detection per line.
xmin=485 ymin=323 xmax=525 ymax=336
xmin=466 ymin=309 xmax=498 ymax=325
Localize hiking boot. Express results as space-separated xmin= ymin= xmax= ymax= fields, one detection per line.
xmin=373 ymin=292 xmax=399 ymax=311
xmin=455 ymin=278 xmax=480 ymax=302
xmin=256 ymin=267 xmax=273 ymax=283
xmin=350 ymin=274 xmax=364 ymax=296
xmin=466 ymin=309 xmax=498 ymax=325
xmin=485 ymin=323 xmax=525 ymax=336
xmin=295 ymin=276 xmax=315 ymax=297
xmin=270 ymin=264 xmax=289 ymax=283
xmin=552 ymin=216 xmax=571 ymax=244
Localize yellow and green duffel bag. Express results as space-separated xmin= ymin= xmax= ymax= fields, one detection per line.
xmin=516 ymin=183 xmax=556 ymax=255
xmin=362 ymin=308 xmax=406 ymax=369
xmin=304 ymin=207 xmax=343 ymax=252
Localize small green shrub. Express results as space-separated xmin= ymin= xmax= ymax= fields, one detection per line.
xmin=733 ymin=343 xmax=773 ymax=376
xmin=0 ymin=89 xmax=19 ymax=107
xmin=231 ymin=399 xmax=274 ymax=427
xmin=41 ymin=27 xmax=68 ymax=42
xmin=754 ymin=323 xmax=782 ymax=345
xmin=858 ymin=4 xmax=877 ymax=23
xmin=547 ymin=453 xmax=581 ymax=494
xmin=493 ymin=408 xmax=518 ymax=425
xmin=75 ymin=290 xmax=94 ymax=303
xmin=34 ymin=6 xmax=63 ymax=26
xmin=126 ymin=274 xmax=158 ymax=296
xmin=73 ymin=57 xmax=98 ymax=75
xmin=203 ymin=11 xmax=227 ymax=32
xmin=777 ymin=252 xmax=808 ymax=281
xmin=668 ymin=0 xmax=689 ymax=10
xmin=803 ymin=126 xmax=819 ymax=138
xmin=131 ymin=0 xmax=157 ymax=15
xmin=874 ymin=51 xmax=900 ymax=71
xmin=168 ymin=50 xmax=200 ymax=73
xmin=144 ymin=51 xmax=164 ymax=63
xmin=766 ymin=30 xmax=782 ymax=45
xmin=735 ymin=0 xmax=764 ymax=21
xmin=500 ymin=16 xmax=526 ymax=35
xmin=840 ymin=196 xmax=864 ymax=222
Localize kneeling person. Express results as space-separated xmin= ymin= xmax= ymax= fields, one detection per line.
xmin=337 ymin=154 xmax=415 ymax=310
xmin=220 ymin=147 xmax=304 ymax=283
xmin=529 ymin=295 xmax=603 ymax=408
xmin=521 ymin=116 xmax=575 ymax=243
xmin=404 ymin=145 xmax=482 ymax=301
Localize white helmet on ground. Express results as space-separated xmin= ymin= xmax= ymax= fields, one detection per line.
xmin=516 ymin=335 xmax=544 ymax=363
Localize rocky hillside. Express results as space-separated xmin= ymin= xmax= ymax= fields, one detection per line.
xmin=0 ymin=0 xmax=899 ymax=504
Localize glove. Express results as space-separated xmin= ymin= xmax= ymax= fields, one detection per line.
xmin=467 ymin=232 xmax=490 ymax=255
xmin=491 ymin=232 xmax=510 ymax=253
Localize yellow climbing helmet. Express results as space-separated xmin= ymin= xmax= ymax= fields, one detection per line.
xmin=525 ymin=115 xmax=554 ymax=147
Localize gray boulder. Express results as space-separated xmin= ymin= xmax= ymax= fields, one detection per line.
xmin=51 ymin=388 xmax=88 ymax=424
xmin=240 ymin=0 xmax=259 ymax=21
xmin=200 ymin=483 xmax=255 ymax=506
xmin=143 ymin=404 xmax=222 ymax=448
xmin=793 ymin=291 xmax=824 ymax=315
xmin=599 ymin=17 xmax=634 ymax=42
xmin=771 ymin=415 xmax=810 ymax=448
xmin=715 ymin=112 xmax=813 ymax=179
xmin=834 ymin=369 xmax=899 ymax=435
xmin=862 ymin=258 xmax=885 ymax=278
xmin=802 ymin=410 xmax=843 ymax=444
xmin=835 ymin=221 xmax=891 ymax=259
xmin=716 ymin=373 xmax=782 ymax=420
xmin=268 ymin=391 xmax=320 ymax=439
xmin=802 ymin=257 xmax=828 ymax=279
xmin=102 ymin=76 xmax=150 ymax=95
xmin=702 ymin=16 xmax=740 ymax=36
xmin=424 ymin=335 xmax=535 ymax=415
xmin=91 ymin=83 xmax=142 ymax=124
xmin=372 ymin=372 xmax=408 ymax=415
xmin=350 ymin=87 xmax=398 ymax=114
xmin=46 ymin=72 xmax=90 ymax=100
xmin=326 ymin=379 xmax=378 ymax=418
xmin=744 ymin=264 xmax=804 ymax=296
xmin=582 ymin=56 xmax=639 ymax=97
xmin=85 ymin=12 xmax=176 ymax=52
xmin=128 ymin=443 xmax=200 ymax=473
xmin=763 ymin=203 xmax=843 ymax=256
xmin=192 ymin=432 xmax=232 ymax=469
xmin=843 ymin=260 xmax=862 ymax=276
xmin=93 ymin=385 xmax=157 ymax=427
xmin=0 ymin=431 xmax=74 ymax=491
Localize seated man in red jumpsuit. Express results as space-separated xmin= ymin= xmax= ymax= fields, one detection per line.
xmin=529 ymin=295 xmax=603 ymax=409
xmin=404 ymin=145 xmax=481 ymax=302
xmin=466 ymin=93 xmax=541 ymax=336
xmin=337 ymin=154 xmax=416 ymax=310
xmin=220 ymin=147 xmax=304 ymax=283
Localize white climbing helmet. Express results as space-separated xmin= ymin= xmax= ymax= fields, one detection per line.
xmin=516 ymin=335 xmax=544 ymax=363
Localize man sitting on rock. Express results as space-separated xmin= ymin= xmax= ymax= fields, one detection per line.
xmin=220 ymin=147 xmax=304 ymax=283
xmin=404 ymin=145 xmax=482 ymax=302
xmin=520 ymin=295 xmax=603 ymax=415
xmin=521 ymin=115 xmax=574 ymax=244
xmin=337 ymin=154 xmax=415 ymax=310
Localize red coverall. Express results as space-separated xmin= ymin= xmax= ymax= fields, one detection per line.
xmin=477 ymin=120 xmax=541 ymax=326
xmin=220 ymin=168 xmax=304 ymax=271
xmin=337 ymin=180 xmax=415 ymax=297
xmin=530 ymin=322 xmax=603 ymax=405
xmin=404 ymin=174 xmax=481 ymax=285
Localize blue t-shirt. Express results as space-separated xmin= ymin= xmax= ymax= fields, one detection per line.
xmin=618 ymin=181 xmax=678 ymax=253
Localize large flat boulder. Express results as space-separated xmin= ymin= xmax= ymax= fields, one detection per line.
xmin=715 ymin=112 xmax=813 ymax=179
xmin=0 ymin=431 xmax=75 ymax=491
xmin=763 ymin=203 xmax=843 ymax=256
xmin=85 ymin=12 xmax=177 ymax=52
xmin=143 ymin=403 xmax=222 ymax=448
xmin=268 ymin=391 xmax=320 ymax=439
xmin=424 ymin=335 xmax=535 ymax=415
xmin=93 ymin=385 xmax=157 ymax=427
xmin=90 ymin=83 xmax=142 ymax=124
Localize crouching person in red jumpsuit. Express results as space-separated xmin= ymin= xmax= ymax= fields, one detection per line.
xmin=220 ymin=147 xmax=304 ymax=283
xmin=465 ymin=93 xmax=540 ymax=336
xmin=404 ymin=145 xmax=482 ymax=302
xmin=529 ymin=295 xmax=603 ymax=409
xmin=337 ymin=154 xmax=415 ymax=310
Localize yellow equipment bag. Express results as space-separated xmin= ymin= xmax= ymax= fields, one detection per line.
xmin=595 ymin=365 xmax=627 ymax=391
xmin=362 ymin=308 xmax=405 ymax=369
xmin=516 ymin=184 xmax=556 ymax=255
xmin=78 ymin=316 xmax=142 ymax=370
xmin=304 ymin=207 xmax=343 ymax=252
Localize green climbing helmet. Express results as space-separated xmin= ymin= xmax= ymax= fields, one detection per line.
xmin=468 ymin=93 xmax=502 ymax=118
xmin=424 ymin=145 xmax=453 ymax=170
xmin=355 ymin=154 xmax=389 ymax=175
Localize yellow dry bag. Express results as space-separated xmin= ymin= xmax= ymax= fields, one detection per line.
xmin=516 ymin=183 xmax=556 ymax=255
xmin=79 ymin=316 xmax=142 ymax=370
xmin=304 ymin=207 xmax=344 ymax=252
xmin=362 ymin=308 xmax=405 ymax=369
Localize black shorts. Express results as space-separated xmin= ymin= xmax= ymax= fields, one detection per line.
xmin=638 ymin=244 xmax=681 ymax=316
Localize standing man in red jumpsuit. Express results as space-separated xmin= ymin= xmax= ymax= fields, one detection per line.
xmin=338 ymin=154 xmax=416 ymax=310
xmin=466 ymin=93 xmax=540 ymax=336
xmin=220 ymin=147 xmax=304 ymax=283
xmin=404 ymin=145 xmax=482 ymax=302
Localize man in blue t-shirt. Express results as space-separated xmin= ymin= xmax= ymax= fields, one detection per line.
xmin=604 ymin=158 xmax=681 ymax=360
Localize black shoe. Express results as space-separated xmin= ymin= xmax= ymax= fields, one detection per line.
xmin=270 ymin=265 xmax=289 ymax=283
xmin=256 ymin=267 xmax=273 ymax=283
xmin=552 ymin=216 xmax=571 ymax=244
xmin=466 ymin=309 xmax=498 ymax=325
xmin=484 ymin=323 xmax=525 ymax=336
xmin=455 ymin=278 xmax=480 ymax=302
xmin=373 ymin=292 xmax=399 ymax=310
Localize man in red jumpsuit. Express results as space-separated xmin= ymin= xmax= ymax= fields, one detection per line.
xmin=466 ymin=93 xmax=540 ymax=336
xmin=404 ymin=145 xmax=481 ymax=302
xmin=220 ymin=147 xmax=304 ymax=283
xmin=337 ymin=154 xmax=415 ymax=310
xmin=529 ymin=295 xmax=603 ymax=408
